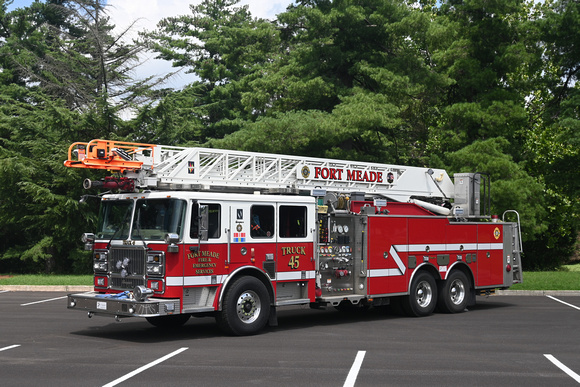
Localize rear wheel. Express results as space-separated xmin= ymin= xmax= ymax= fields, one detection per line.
xmin=217 ymin=276 xmax=271 ymax=336
xmin=403 ymin=272 xmax=437 ymax=317
xmin=146 ymin=314 xmax=190 ymax=328
xmin=438 ymin=271 xmax=470 ymax=313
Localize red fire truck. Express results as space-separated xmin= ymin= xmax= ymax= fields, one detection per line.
xmin=65 ymin=139 xmax=523 ymax=335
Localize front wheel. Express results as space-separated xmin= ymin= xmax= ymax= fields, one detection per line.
xmin=403 ymin=272 xmax=437 ymax=317
xmin=438 ymin=271 xmax=470 ymax=313
xmin=217 ymin=276 xmax=271 ymax=336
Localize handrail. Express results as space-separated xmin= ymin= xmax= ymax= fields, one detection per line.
xmin=502 ymin=210 xmax=523 ymax=253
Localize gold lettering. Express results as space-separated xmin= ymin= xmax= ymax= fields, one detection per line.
xmin=187 ymin=251 xmax=220 ymax=260
xmin=281 ymin=246 xmax=307 ymax=256
xmin=192 ymin=263 xmax=217 ymax=268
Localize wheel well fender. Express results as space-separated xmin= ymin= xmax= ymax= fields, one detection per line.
xmin=445 ymin=261 xmax=474 ymax=287
xmin=408 ymin=263 xmax=440 ymax=293
xmin=217 ymin=266 xmax=274 ymax=311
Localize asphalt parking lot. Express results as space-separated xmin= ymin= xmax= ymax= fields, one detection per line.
xmin=1 ymin=291 xmax=579 ymax=386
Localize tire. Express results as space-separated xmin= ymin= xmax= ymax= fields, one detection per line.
xmin=146 ymin=314 xmax=190 ymax=328
xmin=438 ymin=271 xmax=470 ymax=313
xmin=216 ymin=276 xmax=271 ymax=336
xmin=403 ymin=272 xmax=437 ymax=317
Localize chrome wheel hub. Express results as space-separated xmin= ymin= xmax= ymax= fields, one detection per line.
xmin=415 ymin=281 xmax=433 ymax=308
xmin=236 ymin=290 xmax=261 ymax=324
xmin=449 ymin=279 xmax=466 ymax=305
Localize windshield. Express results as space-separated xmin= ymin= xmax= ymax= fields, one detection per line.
xmin=96 ymin=200 xmax=133 ymax=240
xmin=131 ymin=198 xmax=186 ymax=241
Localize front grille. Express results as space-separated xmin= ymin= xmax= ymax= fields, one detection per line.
xmin=108 ymin=246 xmax=146 ymax=290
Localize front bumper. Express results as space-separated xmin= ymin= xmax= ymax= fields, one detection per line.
xmin=67 ymin=292 xmax=180 ymax=319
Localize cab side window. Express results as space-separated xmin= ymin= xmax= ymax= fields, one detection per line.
xmin=250 ymin=205 xmax=274 ymax=238
xmin=190 ymin=203 xmax=221 ymax=239
xmin=279 ymin=206 xmax=307 ymax=238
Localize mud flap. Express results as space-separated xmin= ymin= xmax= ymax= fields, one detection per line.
xmin=268 ymin=306 xmax=278 ymax=327
xmin=467 ymin=287 xmax=476 ymax=307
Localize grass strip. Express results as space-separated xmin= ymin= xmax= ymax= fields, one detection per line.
xmin=0 ymin=275 xmax=92 ymax=286
xmin=510 ymin=270 xmax=580 ymax=291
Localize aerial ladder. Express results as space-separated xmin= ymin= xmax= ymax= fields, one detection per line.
xmin=65 ymin=139 xmax=459 ymax=213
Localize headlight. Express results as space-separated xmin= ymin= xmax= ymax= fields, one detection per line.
xmin=146 ymin=251 xmax=165 ymax=276
xmin=147 ymin=265 xmax=161 ymax=274
xmin=93 ymin=250 xmax=108 ymax=273
xmin=93 ymin=262 xmax=108 ymax=271
xmin=147 ymin=253 xmax=163 ymax=263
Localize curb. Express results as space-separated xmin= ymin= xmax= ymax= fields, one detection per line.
xmin=0 ymin=285 xmax=93 ymax=292
xmin=1 ymin=286 xmax=579 ymax=296
xmin=495 ymin=289 xmax=580 ymax=297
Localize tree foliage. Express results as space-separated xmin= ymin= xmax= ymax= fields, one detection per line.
xmin=0 ymin=0 xmax=578 ymax=272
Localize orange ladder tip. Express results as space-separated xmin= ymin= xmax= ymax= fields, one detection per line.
xmin=64 ymin=139 xmax=156 ymax=172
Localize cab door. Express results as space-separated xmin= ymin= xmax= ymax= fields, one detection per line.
xmin=276 ymin=203 xmax=316 ymax=302
xmin=228 ymin=202 xmax=276 ymax=265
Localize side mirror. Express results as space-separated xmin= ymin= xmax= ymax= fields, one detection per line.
xmin=165 ymin=233 xmax=180 ymax=253
xmin=81 ymin=233 xmax=95 ymax=251
xmin=199 ymin=204 xmax=209 ymax=241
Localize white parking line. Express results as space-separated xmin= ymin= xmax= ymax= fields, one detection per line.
xmin=344 ymin=351 xmax=366 ymax=387
xmin=102 ymin=347 xmax=188 ymax=387
xmin=0 ymin=345 xmax=21 ymax=352
xmin=545 ymin=354 xmax=580 ymax=383
xmin=20 ymin=296 xmax=67 ymax=306
xmin=547 ymin=295 xmax=580 ymax=311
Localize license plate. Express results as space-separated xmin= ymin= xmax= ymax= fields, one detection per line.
xmin=96 ymin=301 xmax=107 ymax=310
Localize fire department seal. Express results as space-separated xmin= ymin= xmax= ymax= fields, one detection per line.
xmin=493 ymin=227 xmax=501 ymax=240
xmin=236 ymin=224 xmax=243 ymax=232
xmin=301 ymin=165 xmax=310 ymax=178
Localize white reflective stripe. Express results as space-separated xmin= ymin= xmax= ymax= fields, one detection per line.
xmin=276 ymin=271 xmax=315 ymax=281
xmin=405 ymin=244 xmax=447 ymax=252
xmin=166 ymin=277 xmax=183 ymax=286
xmin=390 ymin=246 xmax=406 ymax=274
xmin=394 ymin=243 xmax=501 ymax=254
xmin=478 ymin=243 xmax=503 ymax=250
xmin=368 ymin=269 xmax=403 ymax=277
xmin=368 ymin=242 xmax=506 ymax=280
xmin=168 ymin=271 xmax=315 ymax=286
xmin=446 ymin=243 xmax=478 ymax=251
xmin=167 ymin=276 xmax=225 ymax=287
